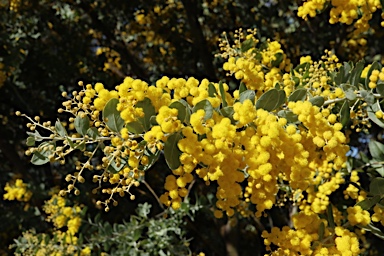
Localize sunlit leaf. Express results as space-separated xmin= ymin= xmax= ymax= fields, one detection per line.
xmin=239 ymin=90 xmax=256 ymax=104
xmin=256 ymin=89 xmax=285 ymax=111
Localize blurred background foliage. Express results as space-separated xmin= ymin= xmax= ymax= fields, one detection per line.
xmin=2 ymin=0 xmax=384 ymax=255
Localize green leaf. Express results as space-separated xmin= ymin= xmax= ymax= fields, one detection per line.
xmin=339 ymin=100 xmax=350 ymax=127
xmin=31 ymin=142 xmax=55 ymax=165
xmin=103 ymin=98 xmax=125 ymax=133
xmin=277 ymin=110 xmax=299 ymax=123
xmin=309 ymin=96 xmax=324 ymax=107
xmin=356 ymin=195 xmax=381 ymax=210
xmin=31 ymin=151 xmax=50 ymax=165
xmin=107 ymin=156 xmax=126 ymax=174
xmin=26 ymin=130 xmax=43 ymax=141
xmin=256 ymin=89 xmax=285 ymax=112
xmin=218 ymin=81 xmax=227 ymax=107
xmin=327 ymin=204 xmax=335 ymax=229
xmin=318 ymin=222 xmax=325 ymax=241
xmin=368 ymin=101 xmax=384 ymax=128
xmin=220 ymin=106 xmax=236 ymax=124
xmin=348 ymin=60 xmax=365 ymax=87
xmin=74 ymin=141 xmax=86 ymax=151
xmin=169 ymin=99 xmax=191 ymax=124
xmin=208 ymin=83 xmax=217 ymax=97
xmin=86 ymin=127 xmax=99 ymax=139
xmin=334 ymin=66 xmax=345 ymax=85
xmin=370 ymin=177 xmax=384 ymax=195
xmin=239 ymin=82 xmax=247 ymax=94
xmin=239 ymin=90 xmax=256 ymax=103
xmin=142 ymin=148 xmax=161 ymax=171
xmin=365 ymin=61 xmax=381 ymax=89
xmin=361 ymin=223 xmax=384 ymax=240
xmin=376 ymin=82 xmax=384 ymax=96
xmin=288 ymin=88 xmax=307 ymax=102
xmin=241 ymin=39 xmax=254 ymax=52
xmin=193 ymin=99 xmax=213 ymax=121
xmin=164 ymin=132 xmax=183 ymax=170
xmin=126 ymin=121 xmax=145 ymax=134
xmin=294 ymin=62 xmax=309 ymax=72
xmin=26 ymin=136 xmax=35 ymax=146
xmin=271 ymin=52 xmax=284 ymax=67
xmin=135 ymin=98 xmax=156 ymax=131
xmin=370 ymin=161 xmax=384 ymax=177
xmin=360 ymin=90 xmax=375 ymax=104
xmin=55 ymin=120 xmax=67 ymax=137
xmin=74 ymin=115 xmax=90 ymax=136
xmin=369 ymin=140 xmax=384 ymax=160
xmin=341 ymin=83 xmax=357 ymax=101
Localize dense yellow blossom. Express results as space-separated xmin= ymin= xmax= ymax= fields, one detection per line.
xmin=3 ymin=179 xmax=32 ymax=202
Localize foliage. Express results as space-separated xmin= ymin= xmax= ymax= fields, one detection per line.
xmin=4 ymin=0 xmax=384 ymax=255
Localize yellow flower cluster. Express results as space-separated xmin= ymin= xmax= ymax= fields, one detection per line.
xmin=3 ymin=179 xmax=32 ymax=202
xmin=367 ymin=68 xmax=384 ymax=89
xmin=95 ymin=47 xmax=122 ymax=73
xmin=93 ymin=82 xmax=118 ymax=111
xmin=298 ymin=0 xmax=382 ymax=36
xmin=220 ymin=30 xmax=290 ymax=95
xmin=15 ymin=194 xmax=91 ymax=256
xmin=43 ymin=194 xmax=82 ymax=235
xmin=288 ymin=101 xmax=349 ymax=214
xmin=347 ymin=205 xmax=371 ymax=226
xmin=263 ymin=211 xmax=361 ymax=255
xmin=344 ymin=170 xmax=367 ymax=201
xmin=372 ymin=204 xmax=384 ymax=225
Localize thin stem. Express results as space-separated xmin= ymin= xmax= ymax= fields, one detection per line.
xmin=142 ymin=180 xmax=164 ymax=210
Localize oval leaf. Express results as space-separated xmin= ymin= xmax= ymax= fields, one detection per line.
xmin=103 ymin=98 xmax=125 ymax=133
xmin=126 ymin=121 xmax=145 ymax=134
xmin=239 ymin=90 xmax=256 ymax=104
xmin=169 ymin=99 xmax=191 ymax=124
xmin=74 ymin=115 xmax=90 ymax=136
xmin=135 ymin=98 xmax=156 ymax=131
xmin=288 ymin=88 xmax=307 ymax=102
xmin=370 ymin=177 xmax=384 ymax=195
xmin=164 ymin=132 xmax=183 ymax=170
xmin=339 ymin=100 xmax=350 ymax=127
xmin=369 ymin=140 xmax=384 ymax=161
xmin=55 ymin=120 xmax=67 ymax=137
xmin=193 ymin=99 xmax=213 ymax=121
xmin=309 ymin=96 xmax=324 ymax=107
xmin=256 ymin=89 xmax=285 ymax=112
xmin=26 ymin=136 xmax=35 ymax=146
